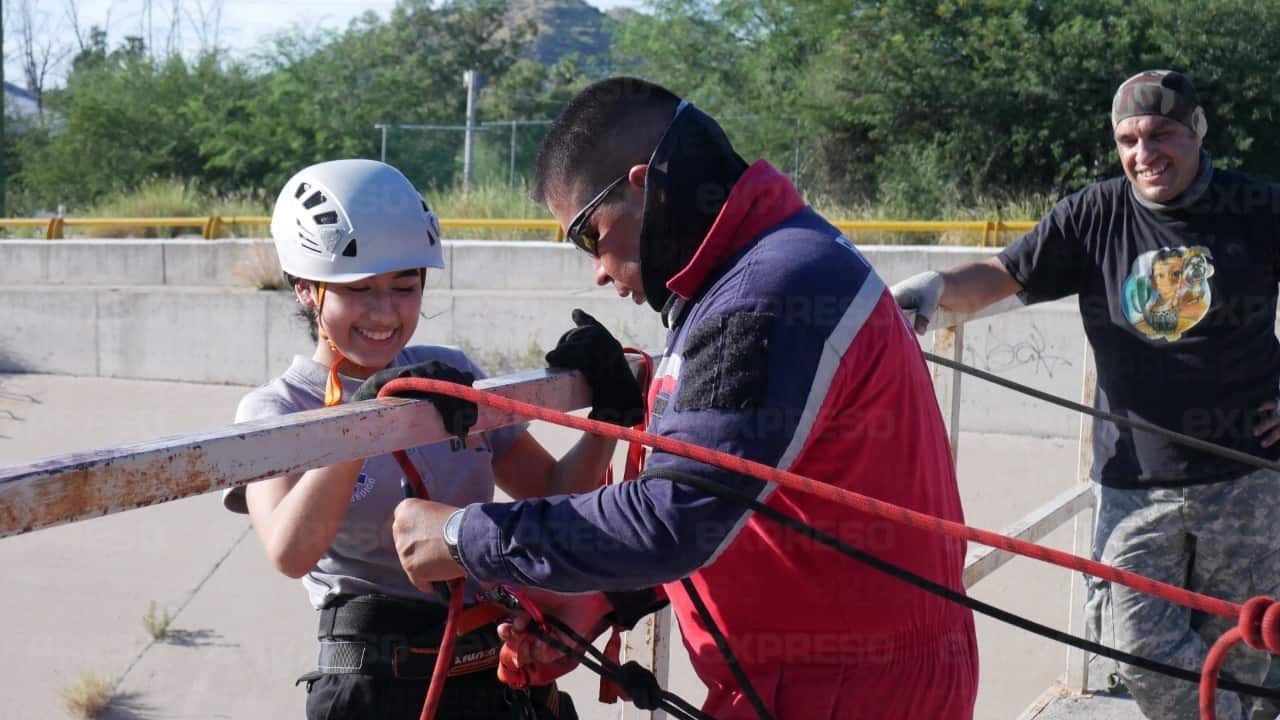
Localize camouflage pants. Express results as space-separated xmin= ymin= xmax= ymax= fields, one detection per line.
xmin=1083 ymin=470 xmax=1280 ymax=720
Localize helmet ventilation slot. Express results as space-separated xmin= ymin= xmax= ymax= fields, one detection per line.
xmin=302 ymin=191 xmax=327 ymax=210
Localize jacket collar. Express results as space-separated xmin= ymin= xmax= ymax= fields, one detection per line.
xmin=665 ymin=160 xmax=806 ymax=301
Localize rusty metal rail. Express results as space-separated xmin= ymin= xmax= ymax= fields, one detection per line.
xmin=0 ymin=368 xmax=592 ymax=539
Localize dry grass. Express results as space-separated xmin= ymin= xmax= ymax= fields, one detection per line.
xmin=34 ymin=177 xmax=1054 ymax=245
xmin=60 ymin=673 xmax=114 ymax=719
xmin=233 ymin=240 xmax=288 ymax=290
xmin=67 ymin=179 xmax=270 ymax=239
xmin=142 ymin=601 xmax=174 ymax=641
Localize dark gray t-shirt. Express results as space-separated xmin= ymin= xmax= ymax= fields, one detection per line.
xmin=224 ymin=346 xmax=526 ymax=608
xmin=998 ymin=171 xmax=1280 ymax=487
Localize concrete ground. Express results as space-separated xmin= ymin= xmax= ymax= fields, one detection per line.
xmin=0 ymin=372 xmax=1089 ymax=719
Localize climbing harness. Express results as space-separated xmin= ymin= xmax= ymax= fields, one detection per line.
xmin=373 ymin=354 xmax=1280 ymax=720
xmin=480 ymin=584 xmax=713 ymax=720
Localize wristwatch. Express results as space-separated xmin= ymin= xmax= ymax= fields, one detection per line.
xmin=442 ymin=508 xmax=465 ymax=567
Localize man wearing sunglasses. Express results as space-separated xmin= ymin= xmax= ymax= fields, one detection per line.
xmin=384 ymin=76 xmax=979 ymax=719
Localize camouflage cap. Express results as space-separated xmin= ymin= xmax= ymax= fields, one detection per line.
xmin=1111 ymin=70 xmax=1207 ymax=138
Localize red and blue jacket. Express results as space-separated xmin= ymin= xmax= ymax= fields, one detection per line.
xmin=458 ymin=161 xmax=977 ymax=717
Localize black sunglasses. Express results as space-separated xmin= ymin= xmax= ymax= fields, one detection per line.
xmin=565 ymin=174 xmax=628 ymax=256
xmin=564 ymin=100 xmax=693 ymax=257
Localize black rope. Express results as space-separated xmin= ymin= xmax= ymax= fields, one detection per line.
xmin=535 ymin=614 xmax=708 ymax=719
xmin=681 ymin=578 xmax=775 ymax=720
xmin=640 ymin=468 xmax=1280 ymax=702
xmin=527 ymin=615 xmax=712 ymax=720
xmin=923 ymin=351 xmax=1280 ymax=474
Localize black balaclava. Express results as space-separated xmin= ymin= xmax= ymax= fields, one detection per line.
xmin=638 ymin=100 xmax=749 ymax=312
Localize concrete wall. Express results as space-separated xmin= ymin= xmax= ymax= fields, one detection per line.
xmin=0 ymin=239 xmax=1000 ymax=289
xmin=0 ymin=239 xmax=1094 ymax=437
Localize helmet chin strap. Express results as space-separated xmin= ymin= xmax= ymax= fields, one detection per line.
xmin=315 ymin=283 xmax=349 ymax=407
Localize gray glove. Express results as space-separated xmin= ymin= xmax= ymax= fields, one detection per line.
xmin=890 ymin=271 xmax=944 ymax=335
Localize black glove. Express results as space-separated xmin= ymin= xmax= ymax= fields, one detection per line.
xmin=545 ymin=309 xmax=646 ymax=427
xmin=352 ymin=361 xmax=478 ymax=443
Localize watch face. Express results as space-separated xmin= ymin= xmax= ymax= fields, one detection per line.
xmin=444 ymin=509 xmax=463 ymax=545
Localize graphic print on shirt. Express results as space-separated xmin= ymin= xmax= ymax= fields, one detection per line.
xmin=1121 ymin=245 xmax=1215 ymax=342
xmin=350 ymin=471 xmax=376 ymax=503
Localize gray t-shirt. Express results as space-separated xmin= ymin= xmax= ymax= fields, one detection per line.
xmin=224 ymin=346 xmax=526 ymax=608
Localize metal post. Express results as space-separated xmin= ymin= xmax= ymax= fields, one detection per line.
xmin=509 ymin=120 xmax=517 ymax=189
xmin=1065 ymin=348 xmax=1098 ymax=693
xmin=462 ymin=70 xmax=478 ymax=191
xmin=619 ymin=609 xmax=671 ymax=720
xmin=931 ymin=324 xmax=965 ymax=465
xmin=380 ymin=125 xmax=387 ymax=164
xmin=1 ymin=0 xmax=6 ymax=218
xmin=1066 ymin=346 xmax=1097 ymax=694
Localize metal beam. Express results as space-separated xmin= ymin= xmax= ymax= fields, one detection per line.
xmin=962 ymin=483 xmax=1094 ymax=588
xmin=0 ymin=369 xmax=593 ymax=539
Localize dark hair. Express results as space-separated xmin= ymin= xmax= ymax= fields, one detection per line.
xmin=284 ymin=273 xmax=320 ymax=342
xmin=530 ymin=76 xmax=681 ymax=208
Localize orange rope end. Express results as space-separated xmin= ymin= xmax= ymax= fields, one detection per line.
xmin=324 ymin=355 xmax=346 ymax=407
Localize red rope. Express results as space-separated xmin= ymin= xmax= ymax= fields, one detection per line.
xmin=420 ymin=577 xmax=465 ymax=720
xmin=389 ymin=447 xmax=460 ymax=720
xmin=381 ymin=376 xmax=1277 ymax=718
xmin=386 ymin=377 xmax=1244 ymax=621
xmin=1200 ymin=597 xmax=1280 ymax=719
xmin=596 ymin=350 xmax=653 ymax=704
xmin=601 ymin=349 xmax=654 ymax=490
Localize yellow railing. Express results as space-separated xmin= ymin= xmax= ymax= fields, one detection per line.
xmin=830 ymin=220 xmax=1036 ymax=247
xmin=0 ymin=216 xmax=1035 ymax=245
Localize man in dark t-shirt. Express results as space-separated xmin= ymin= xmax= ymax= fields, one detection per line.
xmin=893 ymin=70 xmax=1280 ymax=720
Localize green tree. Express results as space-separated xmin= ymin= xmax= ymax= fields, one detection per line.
xmin=197 ymin=0 xmax=535 ymax=194
xmin=475 ymin=55 xmax=595 ymax=187
xmin=17 ymin=37 xmax=247 ymax=209
xmin=615 ymin=0 xmax=1280 ymax=214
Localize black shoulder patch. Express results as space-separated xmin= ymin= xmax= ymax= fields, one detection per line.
xmin=675 ymin=312 xmax=774 ymax=412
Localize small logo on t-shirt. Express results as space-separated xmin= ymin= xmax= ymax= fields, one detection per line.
xmin=350 ymin=472 xmax=376 ymax=503
xmin=1121 ymin=246 xmax=1214 ymax=343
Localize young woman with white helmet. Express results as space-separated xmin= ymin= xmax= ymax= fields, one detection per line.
xmin=222 ymin=159 xmax=637 ymax=719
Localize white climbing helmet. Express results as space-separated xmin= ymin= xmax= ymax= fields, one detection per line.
xmin=270 ymin=158 xmax=444 ymax=283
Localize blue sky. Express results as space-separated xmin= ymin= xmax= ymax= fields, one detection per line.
xmin=5 ymin=0 xmax=643 ymax=89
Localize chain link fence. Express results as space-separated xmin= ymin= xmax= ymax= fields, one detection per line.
xmin=377 ymin=121 xmax=553 ymax=192
xmin=376 ymin=116 xmax=815 ymax=195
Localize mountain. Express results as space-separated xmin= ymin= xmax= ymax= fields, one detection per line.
xmin=508 ymin=0 xmax=620 ymax=68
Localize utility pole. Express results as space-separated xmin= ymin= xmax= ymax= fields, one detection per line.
xmin=1 ymin=0 xmax=7 ymax=217
xmin=462 ymin=70 xmax=480 ymax=191
xmin=509 ymin=120 xmax=517 ymax=189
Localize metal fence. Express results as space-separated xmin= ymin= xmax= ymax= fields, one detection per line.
xmin=376 ymin=120 xmax=554 ymax=191
xmin=0 ymin=216 xmax=1036 ymax=245
xmin=375 ymin=115 xmax=815 ymax=192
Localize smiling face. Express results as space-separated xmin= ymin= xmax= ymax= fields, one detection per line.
xmin=298 ymin=269 xmax=424 ymax=376
xmin=1114 ymin=115 xmax=1203 ymax=204
xmin=1151 ymin=255 xmax=1185 ymax=300
xmin=548 ymin=165 xmax=650 ymax=305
